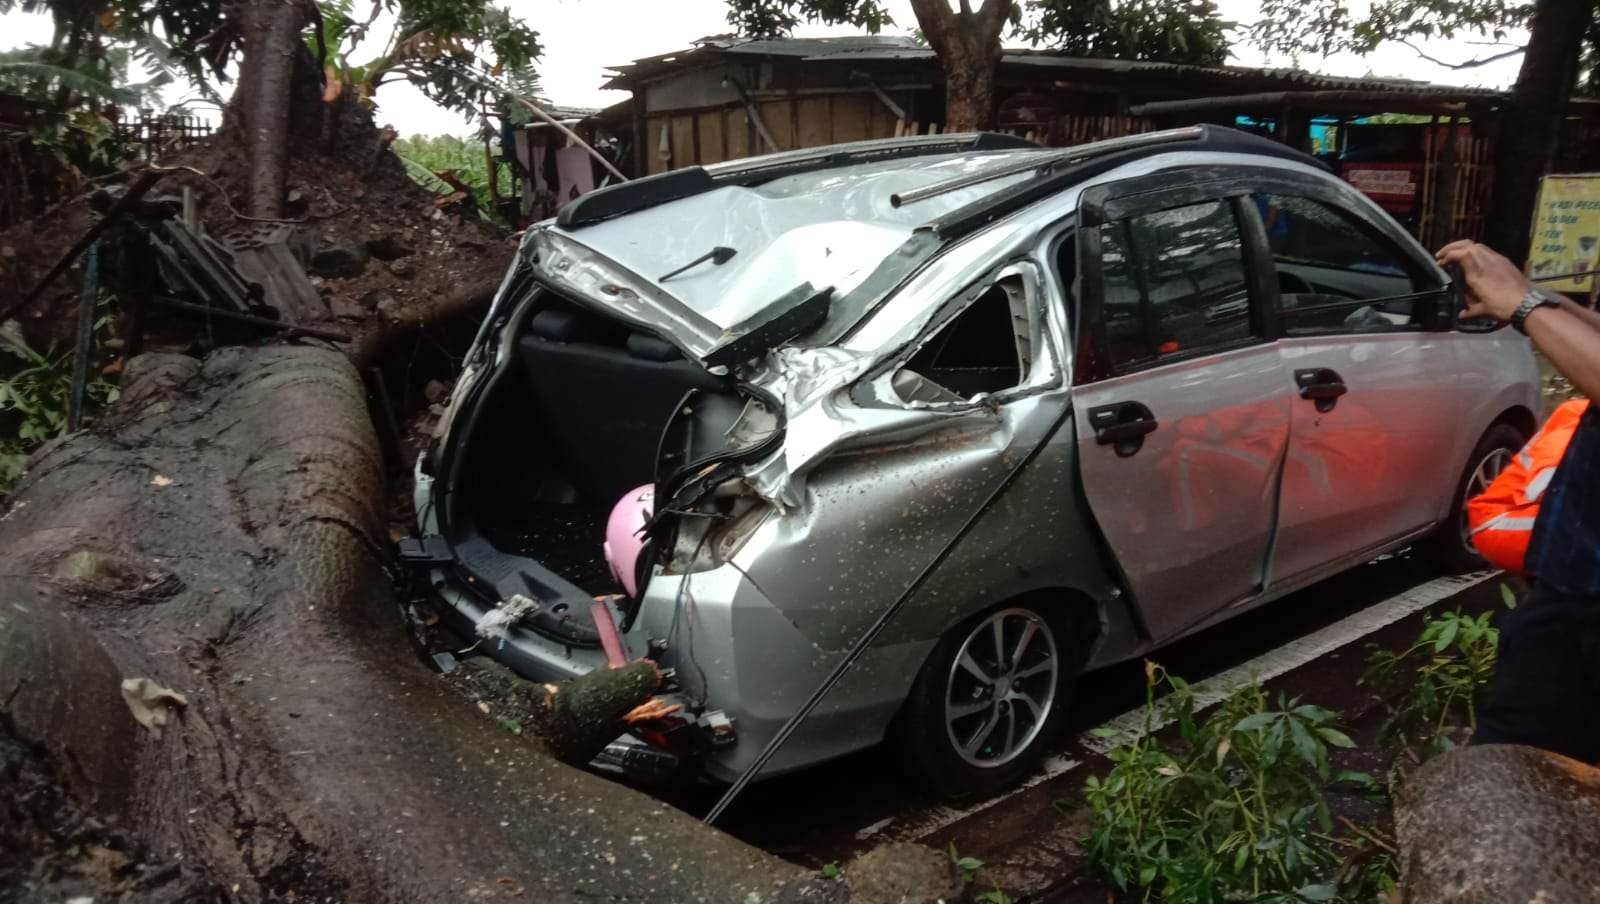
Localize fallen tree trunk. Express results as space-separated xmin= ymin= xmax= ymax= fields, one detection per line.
xmin=1395 ymin=744 xmax=1600 ymax=902
xmin=0 ymin=344 xmax=801 ymax=902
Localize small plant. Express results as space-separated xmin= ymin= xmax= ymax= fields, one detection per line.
xmin=1362 ymin=596 xmax=1510 ymax=757
xmin=948 ymin=842 xmax=983 ymax=883
xmin=0 ymin=318 xmax=119 ymax=494
xmin=1081 ymin=662 xmax=1377 ymax=903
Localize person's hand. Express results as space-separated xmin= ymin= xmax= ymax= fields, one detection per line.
xmin=1435 ymin=240 xmax=1531 ymax=322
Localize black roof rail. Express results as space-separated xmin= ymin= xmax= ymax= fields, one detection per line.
xmin=556 ymin=167 xmax=716 ymax=230
xmin=558 ymin=131 xmax=1038 ymax=230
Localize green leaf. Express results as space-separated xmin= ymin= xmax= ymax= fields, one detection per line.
xmin=1290 ymin=704 xmax=1334 ymax=723
xmin=1315 ymin=726 xmax=1355 ymax=748
xmin=1263 ymin=718 xmax=1287 ymax=765
xmin=1332 ymin=770 xmax=1376 ymax=788
xmin=1501 ymin=583 xmax=1518 ymax=609
xmin=1433 ymin=616 xmax=1460 ymax=652
xmin=1288 ymin=717 xmax=1320 ymax=768
xmin=1232 ymin=712 xmax=1278 ymax=733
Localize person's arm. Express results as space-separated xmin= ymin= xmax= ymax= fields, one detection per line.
xmin=1523 ymin=304 xmax=1600 ymax=401
xmin=1559 ymin=297 xmax=1600 ymax=333
xmin=1437 ymin=240 xmax=1600 ymax=401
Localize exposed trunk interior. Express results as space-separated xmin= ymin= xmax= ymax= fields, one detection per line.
xmin=439 ymin=288 xmax=746 ymax=633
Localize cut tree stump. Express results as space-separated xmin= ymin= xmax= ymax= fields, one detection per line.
xmin=535 ymin=659 xmax=663 ymax=765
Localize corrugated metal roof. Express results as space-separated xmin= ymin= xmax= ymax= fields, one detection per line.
xmin=603 ymin=34 xmax=1503 ymax=101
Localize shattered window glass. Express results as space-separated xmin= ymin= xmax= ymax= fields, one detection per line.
xmin=898 ymin=278 xmax=1028 ymax=402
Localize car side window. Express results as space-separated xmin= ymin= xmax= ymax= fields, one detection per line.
xmin=1255 ymin=193 xmax=1433 ymax=334
xmin=895 ymin=276 xmax=1030 ymax=404
xmin=1098 ymin=198 xmax=1254 ymax=372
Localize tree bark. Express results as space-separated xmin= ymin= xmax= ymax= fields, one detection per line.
xmin=1482 ymin=0 xmax=1596 ymax=261
xmin=0 ymin=345 xmax=802 ymax=903
xmin=1396 ymin=744 xmax=1600 ymax=901
xmin=232 ymin=0 xmax=313 ymax=219
xmin=909 ymin=0 xmax=1014 ymax=131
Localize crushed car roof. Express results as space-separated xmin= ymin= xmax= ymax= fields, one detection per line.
xmin=533 ymin=126 xmax=1322 ymax=363
xmin=547 ymin=147 xmax=1047 ymax=332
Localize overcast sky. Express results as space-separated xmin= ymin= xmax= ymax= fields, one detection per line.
xmin=0 ymin=0 xmax=1531 ymax=138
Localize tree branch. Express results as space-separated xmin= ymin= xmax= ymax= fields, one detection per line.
xmin=908 ymin=0 xmax=958 ymax=51
xmin=977 ymin=0 xmax=1012 ymax=41
xmin=1401 ymin=38 xmax=1525 ymax=69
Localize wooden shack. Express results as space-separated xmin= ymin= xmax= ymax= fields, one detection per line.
xmin=596 ymin=35 xmax=1600 ymax=246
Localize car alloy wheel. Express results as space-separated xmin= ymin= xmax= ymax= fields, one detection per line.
xmin=943 ymin=607 xmax=1059 ymax=768
xmin=1458 ymin=445 xmax=1514 ymax=552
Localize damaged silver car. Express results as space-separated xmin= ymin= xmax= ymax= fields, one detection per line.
xmin=407 ymin=126 xmax=1538 ymax=797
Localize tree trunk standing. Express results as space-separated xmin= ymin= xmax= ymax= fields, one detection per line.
xmin=909 ymin=0 xmax=1013 ymax=131
xmin=940 ymin=29 xmax=1001 ymax=132
xmin=232 ymin=0 xmax=313 ymax=219
xmin=1483 ymin=0 xmax=1596 ymax=262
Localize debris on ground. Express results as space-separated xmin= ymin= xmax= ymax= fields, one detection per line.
xmin=844 ymin=842 xmax=963 ymax=904
xmin=474 ymin=593 xmax=540 ymax=645
xmin=117 ymin=678 xmax=187 ymax=736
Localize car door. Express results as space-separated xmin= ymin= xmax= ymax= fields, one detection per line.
xmin=1072 ymin=177 xmax=1291 ymax=641
xmin=1253 ymin=190 xmax=1461 ymax=586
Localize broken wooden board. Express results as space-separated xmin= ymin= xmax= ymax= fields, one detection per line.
xmin=229 ymin=234 xmax=330 ymax=325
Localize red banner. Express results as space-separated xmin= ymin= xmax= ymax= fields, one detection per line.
xmin=1340 ymin=162 xmax=1421 ymax=213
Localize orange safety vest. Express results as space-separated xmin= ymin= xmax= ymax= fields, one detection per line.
xmin=1467 ymin=399 xmax=1591 ymax=575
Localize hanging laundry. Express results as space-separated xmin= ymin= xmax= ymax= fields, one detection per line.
xmin=542 ymin=141 xmax=560 ymax=197
xmin=556 ymin=147 xmax=596 ymax=208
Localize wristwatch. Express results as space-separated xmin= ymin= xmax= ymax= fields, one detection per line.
xmin=1511 ymin=287 xmax=1562 ymax=335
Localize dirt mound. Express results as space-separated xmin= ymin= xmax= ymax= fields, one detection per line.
xmin=0 ymin=98 xmax=514 ymax=358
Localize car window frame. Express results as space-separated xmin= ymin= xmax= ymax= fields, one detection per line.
xmin=1250 ymin=190 xmax=1449 ymax=336
xmin=855 ymin=259 xmax=1065 ymax=411
xmin=1076 ymin=176 xmax=1275 ymax=382
xmin=1076 ymin=164 xmax=1452 ymax=384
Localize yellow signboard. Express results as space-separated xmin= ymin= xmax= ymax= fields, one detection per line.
xmin=1528 ymin=174 xmax=1600 ymax=293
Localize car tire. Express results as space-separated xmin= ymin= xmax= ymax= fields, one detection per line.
xmin=1421 ymin=422 xmax=1527 ymax=574
xmin=895 ymin=601 xmax=1080 ymax=801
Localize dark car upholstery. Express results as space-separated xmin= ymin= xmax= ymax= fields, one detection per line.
xmin=517 ymin=308 xmax=724 ymax=504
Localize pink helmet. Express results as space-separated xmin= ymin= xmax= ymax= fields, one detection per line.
xmin=603 ymin=484 xmax=654 ymax=598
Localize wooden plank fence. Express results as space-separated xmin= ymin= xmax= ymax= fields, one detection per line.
xmin=1419 ymin=124 xmax=1494 ymax=247
xmin=115 ymin=113 xmax=214 ymax=160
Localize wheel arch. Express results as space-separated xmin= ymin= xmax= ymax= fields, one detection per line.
xmin=911 ymin=585 xmax=1109 ymax=690
xmin=888 ymin=584 xmax=1108 ymax=795
xmin=1491 ymin=403 xmax=1537 ymax=444
xmin=1000 ymin=586 xmax=1107 ymax=667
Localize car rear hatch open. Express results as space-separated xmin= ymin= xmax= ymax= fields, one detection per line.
xmin=409 ymin=249 xmax=794 ymax=675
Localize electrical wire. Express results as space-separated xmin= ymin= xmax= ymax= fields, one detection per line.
xmin=667 ymin=524 xmax=714 ymax=709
